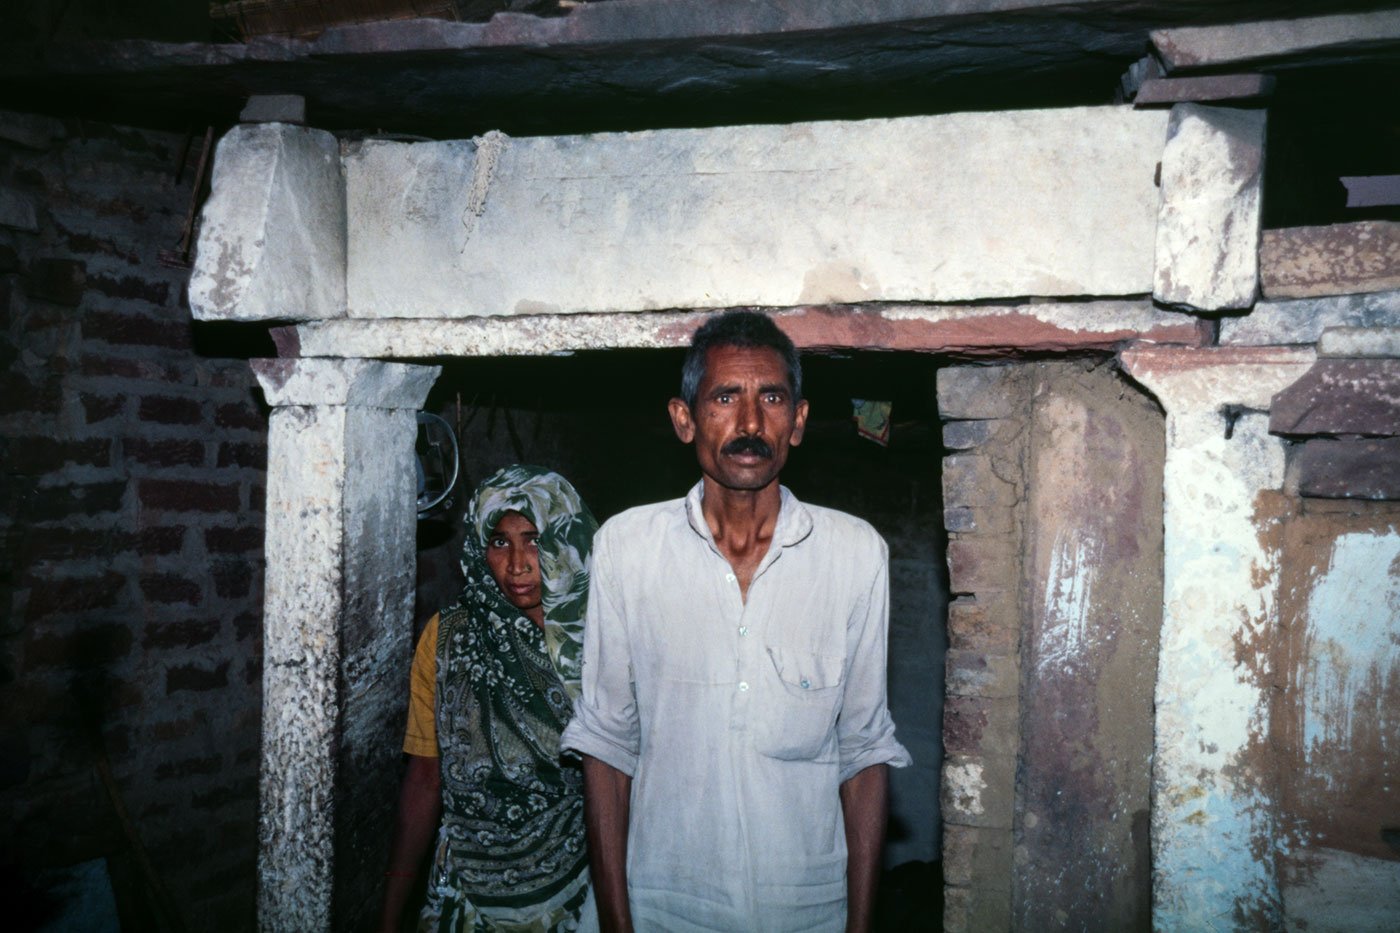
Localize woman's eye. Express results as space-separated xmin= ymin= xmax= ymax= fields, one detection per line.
xmin=489 ymin=537 xmax=506 ymax=548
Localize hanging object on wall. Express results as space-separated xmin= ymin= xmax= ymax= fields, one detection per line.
xmin=852 ymin=398 xmax=892 ymax=446
xmin=416 ymin=411 xmax=460 ymax=520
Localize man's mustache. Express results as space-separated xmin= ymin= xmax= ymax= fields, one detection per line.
xmin=721 ymin=436 xmax=773 ymax=459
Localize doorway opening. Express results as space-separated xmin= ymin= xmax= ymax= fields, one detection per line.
xmin=411 ymin=347 xmax=950 ymax=918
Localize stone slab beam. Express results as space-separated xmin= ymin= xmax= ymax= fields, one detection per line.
xmin=1269 ymin=359 xmax=1400 ymax=437
xmin=251 ymin=358 xmax=439 ymax=932
xmin=1154 ymin=103 xmax=1266 ymax=312
xmin=191 ymin=124 xmax=346 ymax=322
xmin=1153 ymin=11 xmax=1400 ymax=73
xmin=1260 ymin=221 xmax=1400 ymax=300
xmin=1119 ymin=346 xmax=1315 ymax=931
xmin=282 ymin=300 xmax=1206 ymax=359
xmin=1134 ymin=74 xmax=1274 ymax=107
xmin=1219 ymin=289 xmax=1400 ymax=347
xmin=1291 ymin=438 xmax=1400 ymax=500
xmin=345 ymin=107 xmax=1168 ymax=317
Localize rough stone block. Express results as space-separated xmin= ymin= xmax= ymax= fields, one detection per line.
xmin=1134 ymin=73 xmax=1274 ymax=106
xmin=944 ymin=695 xmax=1019 ymax=757
xmin=1220 ymin=289 xmax=1400 ymax=346
xmin=943 ymin=454 xmax=1019 ymax=511
xmin=1270 ymin=359 xmax=1400 ymax=436
xmin=1153 ymin=11 xmax=1400 ymax=72
xmin=1319 ymin=327 xmax=1400 ymax=359
xmin=946 ymin=536 xmax=1019 ymax=595
xmin=1261 ymin=221 xmax=1400 ymax=299
xmin=942 ymin=419 xmax=996 ymax=450
xmin=943 ymin=753 xmax=1015 ymax=829
xmin=937 ymin=365 xmax=1022 ymax=419
xmin=943 ymin=503 xmax=1015 ymax=536
xmin=0 ymin=186 xmax=39 ymax=232
xmin=943 ymin=824 xmax=978 ymax=887
xmin=240 ymin=96 xmax=307 ymax=125
xmin=190 ymin=124 xmax=345 ymax=321
xmin=0 ymin=110 xmax=63 ymax=149
xmin=251 ymin=357 xmax=440 ymax=409
xmin=346 ymin=107 xmax=1168 ymax=317
xmin=1154 ymin=103 xmax=1265 ymax=311
xmin=1292 ymin=437 xmax=1400 ymax=500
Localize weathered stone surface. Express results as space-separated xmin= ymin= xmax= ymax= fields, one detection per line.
xmin=190 ymin=124 xmax=345 ymax=322
xmin=288 ymin=300 xmax=1206 ymax=358
xmin=252 ymin=358 xmax=436 ymax=931
xmin=0 ymin=186 xmax=39 ymax=232
xmin=1292 ymin=437 xmax=1400 ymax=499
xmin=1153 ymin=10 xmax=1400 ymax=72
xmin=251 ymin=357 xmax=439 ymax=409
xmin=345 ymin=107 xmax=1168 ymax=317
xmin=937 ymin=365 xmax=1022 ymax=420
xmin=1220 ymin=289 xmax=1400 ymax=347
xmin=1119 ymin=346 xmax=1316 ymax=931
xmin=942 ymin=420 xmax=996 ymax=451
xmin=1260 ymin=221 xmax=1400 ymax=300
xmin=945 ymin=649 xmax=1018 ymax=699
xmin=1319 ymin=326 xmax=1400 ymax=359
xmin=241 ymin=94 xmax=307 ymax=125
xmin=0 ymin=109 xmax=63 ymax=149
xmin=1133 ymin=73 xmax=1274 ymax=106
xmin=942 ymin=753 xmax=1015 ymax=829
xmin=1270 ymin=359 xmax=1400 ymax=437
xmin=1154 ymin=103 xmax=1265 ymax=312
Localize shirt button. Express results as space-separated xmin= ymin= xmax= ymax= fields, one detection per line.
xmin=725 ymin=572 xmax=736 ymax=583
xmin=738 ymin=626 xmax=748 ymax=636
xmin=738 ymin=681 xmax=749 ymax=692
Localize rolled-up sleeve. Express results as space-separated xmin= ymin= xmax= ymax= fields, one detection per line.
xmin=837 ymin=535 xmax=911 ymax=783
xmin=560 ymin=527 xmax=641 ymax=776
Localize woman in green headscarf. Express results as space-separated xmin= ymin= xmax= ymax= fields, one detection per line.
xmin=379 ymin=465 xmax=599 ymax=933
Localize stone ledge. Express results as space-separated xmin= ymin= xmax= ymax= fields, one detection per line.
xmin=1261 ymin=221 xmax=1400 ymax=300
xmin=1219 ymin=290 xmax=1400 ymax=347
xmin=1291 ymin=437 xmax=1400 ymax=500
xmin=251 ymin=358 xmax=439 ymax=409
xmin=1319 ymin=327 xmax=1400 ymax=359
xmin=1269 ymin=359 xmax=1400 ymax=437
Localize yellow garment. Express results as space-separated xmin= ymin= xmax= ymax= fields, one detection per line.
xmin=403 ymin=613 xmax=440 ymax=758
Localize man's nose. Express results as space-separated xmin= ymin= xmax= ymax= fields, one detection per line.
xmin=737 ymin=395 xmax=762 ymax=434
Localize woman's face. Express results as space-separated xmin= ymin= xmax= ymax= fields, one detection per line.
xmin=485 ymin=510 xmax=544 ymax=626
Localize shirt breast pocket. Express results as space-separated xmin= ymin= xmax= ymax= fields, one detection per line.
xmin=754 ymin=646 xmax=844 ymax=761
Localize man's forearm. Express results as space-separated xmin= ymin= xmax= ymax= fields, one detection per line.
xmin=582 ymin=754 xmax=634 ymax=933
xmin=840 ymin=763 xmax=889 ymax=933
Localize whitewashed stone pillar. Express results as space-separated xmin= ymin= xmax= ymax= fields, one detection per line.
xmin=1119 ymin=347 xmax=1313 ymax=931
xmin=251 ymin=357 xmax=440 ymax=932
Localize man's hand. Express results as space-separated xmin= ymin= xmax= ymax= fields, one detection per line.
xmin=840 ymin=764 xmax=889 ymax=933
xmin=582 ymin=754 xmax=635 ymax=933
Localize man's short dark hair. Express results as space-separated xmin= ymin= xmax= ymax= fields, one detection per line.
xmin=680 ymin=311 xmax=802 ymax=408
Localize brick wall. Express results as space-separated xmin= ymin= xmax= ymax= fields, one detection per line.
xmin=0 ymin=109 xmax=264 ymax=930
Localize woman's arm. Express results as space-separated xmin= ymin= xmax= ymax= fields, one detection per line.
xmin=377 ymin=753 xmax=442 ymax=933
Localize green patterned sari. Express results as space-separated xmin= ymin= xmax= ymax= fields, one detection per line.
xmin=423 ymin=465 xmax=598 ymax=933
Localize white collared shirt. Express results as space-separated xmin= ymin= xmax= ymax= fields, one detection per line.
xmin=561 ymin=483 xmax=910 ymax=932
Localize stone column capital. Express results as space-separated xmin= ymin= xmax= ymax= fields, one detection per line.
xmin=1119 ymin=345 xmax=1314 ymax=411
xmin=251 ymin=357 xmax=439 ymax=409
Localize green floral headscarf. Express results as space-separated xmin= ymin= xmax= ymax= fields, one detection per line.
xmin=459 ymin=464 xmax=597 ymax=698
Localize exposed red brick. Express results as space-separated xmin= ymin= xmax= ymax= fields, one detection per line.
xmin=88 ymin=273 xmax=169 ymax=307
xmin=144 ymin=619 xmax=221 ymax=649
xmin=205 ymin=526 xmax=262 ymax=555
xmin=0 ymin=372 xmax=62 ymax=416
xmin=20 ymin=527 xmax=133 ymax=564
xmin=57 ymin=228 xmax=141 ymax=265
xmin=138 ymin=478 xmax=239 ymax=513
xmin=17 ymin=480 xmax=126 ymax=522
xmin=1 ymin=436 xmax=112 ymax=474
xmin=23 ymin=571 xmax=126 ymax=620
xmin=154 ymin=755 xmax=222 ymax=780
xmin=233 ymin=611 xmax=260 ymax=642
xmin=944 ymin=696 xmax=991 ymax=755
xmin=78 ymin=355 xmax=182 ymax=383
xmin=166 ymin=660 xmax=229 ymax=694
xmin=137 ymin=526 xmax=186 ymax=555
xmin=188 ymin=781 xmax=255 ymax=812
xmin=83 ymin=307 xmax=191 ymax=350
xmin=125 ymin=438 xmax=205 ymax=467
xmin=24 ymin=621 xmax=133 ymax=667
xmin=26 ymin=258 xmax=86 ymax=306
xmin=140 ymin=573 xmax=203 ymax=606
xmin=152 ymin=714 xmax=205 ymax=741
xmin=80 ymin=391 xmax=126 ymax=423
xmin=212 ymin=561 xmax=253 ymax=600
xmin=138 ymin=394 xmax=202 ymax=425
xmin=216 ymin=442 xmax=266 ymax=470
xmin=214 ymin=402 xmax=266 ymax=431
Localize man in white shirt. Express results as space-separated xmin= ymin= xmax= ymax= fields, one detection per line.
xmin=561 ymin=310 xmax=909 ymax=932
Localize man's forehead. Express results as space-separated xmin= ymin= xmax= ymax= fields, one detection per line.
xmin=700 ymin=344 xmax=790 ymax=381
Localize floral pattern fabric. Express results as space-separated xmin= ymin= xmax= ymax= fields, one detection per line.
xmin=423 ymin=465 xmax=598 ymax=933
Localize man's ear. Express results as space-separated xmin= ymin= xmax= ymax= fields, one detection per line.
xmin=789 ymin=399 xmax=810 ymax=447
xmin=668 ymin=398 xmax=696 ymax=444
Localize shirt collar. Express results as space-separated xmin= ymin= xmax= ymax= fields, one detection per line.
xmin=683 ymin=481 xmax=815 ymax=550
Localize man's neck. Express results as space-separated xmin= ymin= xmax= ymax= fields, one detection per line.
xmin=699 ymin=477 xmax=783 ymax=599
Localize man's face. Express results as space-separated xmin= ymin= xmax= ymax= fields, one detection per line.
xmin=669 ymin=345 xmax=809 ymax=492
